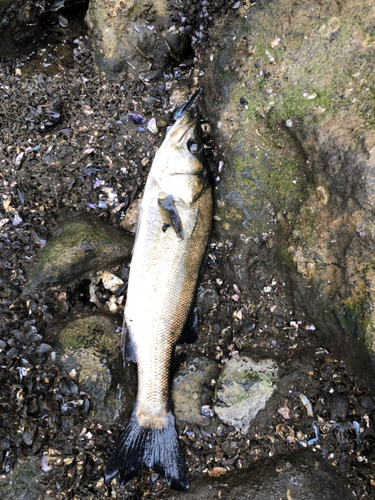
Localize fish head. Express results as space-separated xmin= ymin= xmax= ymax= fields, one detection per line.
xmin=152 ymin=113 xmax=208 ymax=205
xmin=165 ymin=113 xmax=204 ymax=171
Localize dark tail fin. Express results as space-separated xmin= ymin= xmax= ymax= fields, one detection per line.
xmin=105 ymin=411 xmax=189 ymax=491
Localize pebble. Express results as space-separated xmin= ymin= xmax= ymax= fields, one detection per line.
xmin=147 ymin=118 xmax=158 ymax=134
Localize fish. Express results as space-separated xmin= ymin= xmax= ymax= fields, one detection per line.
xmin=105 ymin=92 xmax=212 ymax=491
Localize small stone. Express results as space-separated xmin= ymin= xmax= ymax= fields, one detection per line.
xmin=96 ymin=271 xmax=124 ymax=292
xmin=286 ymin=119 xmax=293 ymax=127
xmin=243 ymin=320 xmax=256 ymax=333
xmin=208 ymin=466 xmax=227 ymax=477
xmin=38 ymin=343 xmax=52 ymax=354
xmin=120 ymin=198 xmax=141 ymax=234
xmin=147 ymin=118 xmax=158 ymax=134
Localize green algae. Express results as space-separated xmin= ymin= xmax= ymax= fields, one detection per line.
xmin=216 ymin=133 xmax=307 ymax=234
xmin=206 ymin=0 xmax=375 ymax=365
xmin=58 ymin=315 xmax=120 ymax=359
xmin=24 ymin=216 xmax=133 ymax=293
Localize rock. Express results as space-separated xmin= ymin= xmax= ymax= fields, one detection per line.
xmin=162 ymin=450 xmax=353 ymax=500
xmin=120 ymin=198 xmax=141 ymax=234
xmin=51 ymin=314 xmax=136 ymax=424
xmin=197 ymin=283 xmax=219 ymax=316
xmin=24 ymin=215 xmax=133 ymax=294
xmin=0 ymin=459 xmax=42 ymax=500
xmin=85 ymin=0 xmax=191 ymax=78
xmin=201 ymin=0 xmax=375 ymax=372
xmin=172 ymin=355 xmax=220 ymax=428
xmin=96 ymin=271 xmax=124 ymax=293
xmin=0 ymin=0 xmax=44 ymax=58
xmin=164 ymin=29 xmax=190 ymax=59
xmin=214 ymin=356 xmax=278 ymax=433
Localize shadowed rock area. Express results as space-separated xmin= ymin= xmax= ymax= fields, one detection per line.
xmin=163 ymin=450 xmax=353 ymax=500
xmin=172 ymin=355 xmax=220 ymax=429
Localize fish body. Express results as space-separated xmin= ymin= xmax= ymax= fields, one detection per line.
xmin=105 ymin=110 xmax=212 ymax=490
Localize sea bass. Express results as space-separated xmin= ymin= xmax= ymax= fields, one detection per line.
xmin=105 ymin=94 xmax=212 ymax=491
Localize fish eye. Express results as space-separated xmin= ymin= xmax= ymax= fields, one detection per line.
xmin=187 ymin=138 xmax=202 ymax=155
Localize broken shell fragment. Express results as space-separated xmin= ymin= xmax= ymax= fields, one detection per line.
xmin=147 ymin=118 xmax=158 ymax=134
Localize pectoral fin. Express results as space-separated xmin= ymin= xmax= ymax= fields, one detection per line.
xmin=158 ymin=195 xmax=183 ymax=240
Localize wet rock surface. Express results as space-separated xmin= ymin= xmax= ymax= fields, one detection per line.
xmin=214 ymin=356 xmax=278 ymax=434
xmin=1 ymin=0 xmax=375 ymax=498
xmin=0 ymin=459 xmax=42 ymax=500
xmin=51 ymin=314 xmax=136 ymax=424
xmin=200 ymin=0 xmax=375 ymax=369
xmin=172 ymin=355 xmax=220 ymax=428
xmin=163 ymin=450 xmax=354 ymax=500
xmin=24 ymin=216 xmax=133 ymax=294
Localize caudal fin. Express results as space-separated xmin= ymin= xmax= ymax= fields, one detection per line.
xmin=105 ymin=411 xmax=189 ymax=491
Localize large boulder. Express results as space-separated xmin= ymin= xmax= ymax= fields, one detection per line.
xmin=199 ymin=0 xmax=375 ymax=373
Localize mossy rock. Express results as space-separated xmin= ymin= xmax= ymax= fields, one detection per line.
xmin=0 ymin=459 xmax=42 ymax=500
xmin=214 ymin=356 xmax=278 ymax=434
xmin=201 ymin=0 xmax=375 ymax=370
xmin=51 ymin=314 xmax=136 ymax=424
xmin=24 ymin=215 xmax=133 ymax=294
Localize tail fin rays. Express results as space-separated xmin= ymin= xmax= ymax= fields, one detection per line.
xmin=105 ymin=411 xmax=189 ymax=491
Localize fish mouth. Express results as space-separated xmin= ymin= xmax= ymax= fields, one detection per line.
xmin=168 ymin=114 xmax=198 ymax=146
xmin=173 ymin=88 xmax=201 ymax=120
